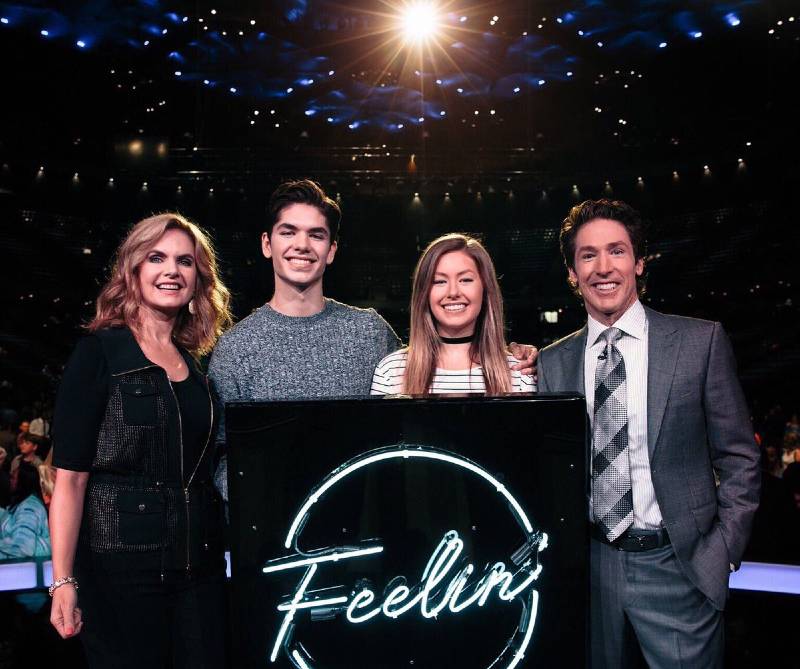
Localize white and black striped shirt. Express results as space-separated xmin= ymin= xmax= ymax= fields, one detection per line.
xmin=371 ymin=350 xmax=536 ymax=395
xmin=585 ymin=300 xmax=663 ymax=529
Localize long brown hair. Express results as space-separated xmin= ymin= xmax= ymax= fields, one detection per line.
xmin=404 ymin=233 xmax=511 ymax=394
xmin=87 ymin=213 xmax=232 ymax=356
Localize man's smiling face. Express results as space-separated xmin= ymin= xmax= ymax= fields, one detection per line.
xmin=262 ymin=203 xmax=337 ymax=291
xmin=568 ymin=217 xmax=644 ymax=326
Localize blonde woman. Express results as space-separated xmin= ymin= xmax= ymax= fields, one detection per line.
xmin=371 ymin=233 xmax=535 ymax=394
xmin=48 ymin=214 xmax=231 ymax=668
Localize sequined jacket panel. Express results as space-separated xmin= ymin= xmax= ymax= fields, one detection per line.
xmin=54 ymin=327 xmax=223 ymax=572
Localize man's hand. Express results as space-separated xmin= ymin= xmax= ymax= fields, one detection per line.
xmin=509 ymin=342 xmax=538 ymax=382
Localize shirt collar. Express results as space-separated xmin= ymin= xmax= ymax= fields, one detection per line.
xmin=587 ymin=300 xmax=647 ymax=346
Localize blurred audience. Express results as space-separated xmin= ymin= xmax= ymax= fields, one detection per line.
xmin=38 ymin=451 xmax=55 ymax=507
xmin=744 ymin=412 xmax=800 ymax=565
xmin=0 ymin=416 xmax=15 ymax=462
xmin=0 ymin=460 xmax=51 ymax=559
xmin=783 ymin=463 xmax=800 ymax=511
xmin=785 ymin=412 xmax=800 ymax=442
xmin=0 ymin=447 xmax=9 ymax=507
xmin=9 ymin=432 xmax=45 ymax=477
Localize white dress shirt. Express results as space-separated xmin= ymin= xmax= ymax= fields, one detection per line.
xmin=584 ymin=300 xmax=663 ymax=529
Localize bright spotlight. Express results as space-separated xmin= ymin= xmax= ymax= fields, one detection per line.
xmin=400 ymin=2 xmax=439 ymax=42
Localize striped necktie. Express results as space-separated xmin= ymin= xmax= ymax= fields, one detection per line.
xmin=592 ymin=327 xmax=633 ymax=542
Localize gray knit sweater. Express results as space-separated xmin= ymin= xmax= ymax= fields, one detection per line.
xmin=210 ymin=297 xmax=401 ymax=424
xmin=208 ymin=298 xmax=401 ymax=495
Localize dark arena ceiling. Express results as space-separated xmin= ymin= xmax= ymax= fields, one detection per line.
xmin=0 ymin=0 xmax=798 ymax=408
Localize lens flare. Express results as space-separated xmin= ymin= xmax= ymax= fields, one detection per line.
xmin=400 ymin=2 xmax=440 ymax=43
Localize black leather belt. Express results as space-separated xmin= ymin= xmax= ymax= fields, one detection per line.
xmin=591 ymin=524 xmax=671 ymax=552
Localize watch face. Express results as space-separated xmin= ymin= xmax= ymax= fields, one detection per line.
xmin=228 ymin=395 xmax=588 ymax=669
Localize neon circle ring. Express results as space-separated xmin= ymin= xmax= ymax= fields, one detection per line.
xmin=262 ymin=444 xmax=549 ymax=669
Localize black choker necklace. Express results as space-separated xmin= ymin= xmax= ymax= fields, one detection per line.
xmin=439 ymin=334 xmax=474 ymax=345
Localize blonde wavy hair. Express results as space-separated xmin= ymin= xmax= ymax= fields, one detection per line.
xmin=404 ymin=233 xmax=512 ymax=395
xmin=87 ymin=213 xmax=232 ymax=356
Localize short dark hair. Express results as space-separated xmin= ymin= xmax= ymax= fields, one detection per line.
xmin=11 ymin=460 xmax=43 ymax=508
xmin=20 ymin=432 xmax=45 ymax=450
xmin=559 ymin=199 xmax=648 ymax=296
xmin=266 ymin=179 xmax=341 ymax=240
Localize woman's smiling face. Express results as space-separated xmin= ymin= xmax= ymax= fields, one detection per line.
xmin=428 ymin=250 xmax=484 ymax=338
xmin=137 ymin=228 xmax=197 ymax=316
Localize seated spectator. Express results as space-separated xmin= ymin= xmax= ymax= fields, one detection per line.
xmin=0 ymin=461 xmax=51 ymax=559
xmin=16 ymin=420 xmax=30 ymax=442
xmin=747 ymin=448 xmax=800 ymax=564
xmin=764 ymin=443 xmax=785 ymax=478
xmin=29 ymin=417 xmax=50 ymax=439
xmin=37 ymin=453 xmax=55 ymax=507
xmin=784 ymin=463 xmax=800 ymax=512
xmin=9 ymin=433 xmax=45 ymax=477
xmin=0 ymin=415 xmax=15 ymax=463
xmin=0 ymin=447 xmax=9 ymax=507
xmin=782 ymin=434 xmax=799 ymax=468
xmin=785 ymin=411 xmax=800 ymax=441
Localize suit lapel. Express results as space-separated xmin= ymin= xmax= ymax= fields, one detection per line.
xmin=646 ymin=307 xmax=680 ymax=462
xmin=556 ymin=326 xmax=587 ymax=393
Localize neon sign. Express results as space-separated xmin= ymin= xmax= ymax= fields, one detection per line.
xmin=263 ymin=446 xmax=548 ymax=669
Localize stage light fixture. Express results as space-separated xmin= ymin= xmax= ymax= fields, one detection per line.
xmin=399 ymin=2 xmax=440 ymax=43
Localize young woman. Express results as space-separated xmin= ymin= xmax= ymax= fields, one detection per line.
xmin=371 ymin=233 xmax=535 ymax=394
xmin=48 ymin=214 xmax=232 ymax=668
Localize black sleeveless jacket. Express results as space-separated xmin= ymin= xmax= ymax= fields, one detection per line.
xmin=81 ymin=328 xmax=224 ymax=573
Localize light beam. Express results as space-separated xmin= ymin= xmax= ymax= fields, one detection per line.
xmin=399 ymin=2 xmax=440 ymax=43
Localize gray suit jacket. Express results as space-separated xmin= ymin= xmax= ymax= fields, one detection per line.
xmin=537 ymin=306 xmax=760 ymax=610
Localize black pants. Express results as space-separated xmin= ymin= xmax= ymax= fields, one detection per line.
xmin=75 ymin=552 xmax=228 ymax=669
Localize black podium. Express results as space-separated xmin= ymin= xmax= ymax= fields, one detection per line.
xmin=226 ymin=394 xmax=588 ymax=669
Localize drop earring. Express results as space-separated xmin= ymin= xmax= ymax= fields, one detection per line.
xmin=188 ymin=299 xmax=196 ymax=315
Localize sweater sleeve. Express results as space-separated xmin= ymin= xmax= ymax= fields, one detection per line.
xmin=208 ymin=334 xmax=246 ymax=447
xmin=370 ymin=309 xmax=402 ymax=357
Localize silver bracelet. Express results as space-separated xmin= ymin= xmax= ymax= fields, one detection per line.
xmin=49 ymin=576 xmax=79 ymax=597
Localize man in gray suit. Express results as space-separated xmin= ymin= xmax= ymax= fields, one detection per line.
xmin=537 ymin=199 xmax=760 ymax=667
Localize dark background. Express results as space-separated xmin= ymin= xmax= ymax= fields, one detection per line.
xmin=0 ymin=0 xmax=797 ymax=417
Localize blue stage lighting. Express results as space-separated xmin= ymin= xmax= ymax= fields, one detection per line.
xmin=725 ymin=13 xmax=741 ymax=27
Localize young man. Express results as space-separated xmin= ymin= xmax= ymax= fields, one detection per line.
xmin=10 ymin=432 xmax=45 ymax=477
xmin=209 ymin=180 xmax=401 ymax=496
xmin=210 ymin=180 xmax=536 ymax=497
xmin=537 ymin=199 xmax=760 ymax=667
